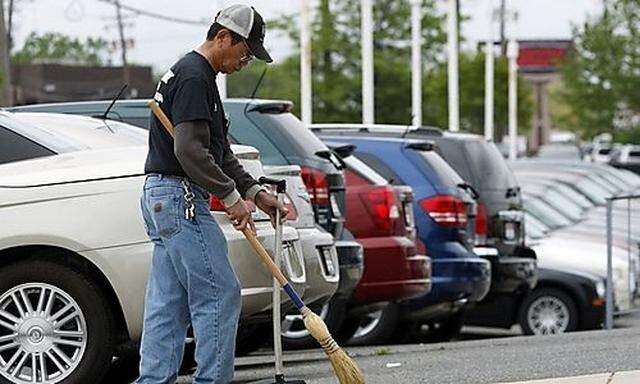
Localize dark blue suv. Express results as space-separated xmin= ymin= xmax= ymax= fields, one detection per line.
xmin=316 ymin=132 xmax=491 ymax=341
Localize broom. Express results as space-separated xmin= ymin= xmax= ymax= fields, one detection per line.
xmin=148 ymin=100 xmax=365 ymax=384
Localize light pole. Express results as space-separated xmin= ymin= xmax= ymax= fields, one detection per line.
xmin=507 ymin=39 xmax=519 ymax=161
xmin=410 ymin=0 xmax=422 ymax=127
xmin=447 ymin=0 xmax=459 ymax=132
xmin=300 ymin=0 xmax=312 ymax=125
xmin=361 ymin=0 xmax=374 ymax=124
xmin=484 ymin=1 xmax=495 ymax=141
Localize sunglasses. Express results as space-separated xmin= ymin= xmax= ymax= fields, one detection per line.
xmin=240 ymin=40 xmax=254 ymax=63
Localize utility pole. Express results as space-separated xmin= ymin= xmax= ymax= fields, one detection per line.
xmin=499 ymin=0 xmax=506 ymax=56
xmin=114 ymin=0 xmax=130 ymax=94
xmin=447 ymin=0 xmax=459 ymax=132
xmin=410 ymin=0 xmax=421 ymax=127
xmin=507 ymin=39 xmax=519 ymax=161
xmin=484 ymin=0 xmax=495 ymax=141
xmin=361 ymin=0 xmax=374 ymax=124
xmin=0 ymin=1 xmax=12 ymax=106
xmin=300 ymin=0 xmax=312 ymax=125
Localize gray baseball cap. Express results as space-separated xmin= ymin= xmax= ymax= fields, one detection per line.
xmin=214 ymin=4 xmax=273 ymax=63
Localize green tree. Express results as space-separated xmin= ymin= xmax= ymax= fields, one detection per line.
xmin=228 ymin=0 xmax=532 ymax=134
xmin=12 ymin=32 xmax=109 ymax=66
xmin=423 ymin=52 xmax=533 ymax=137
xmin=557 ymin=0 xmax=640 ymax=140
xmin=229 ymin=0 xmax=445 ymax=123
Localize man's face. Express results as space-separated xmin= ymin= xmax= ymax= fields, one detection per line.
xmin=217 ymin=30 xmax=253 ymax=74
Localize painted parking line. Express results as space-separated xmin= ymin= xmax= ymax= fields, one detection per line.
xmin=497 ymin=370 xmax=640 ymax=384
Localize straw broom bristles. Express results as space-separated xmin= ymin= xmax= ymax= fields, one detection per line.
xmin=301 ymin=307 xmax=365 ymax=384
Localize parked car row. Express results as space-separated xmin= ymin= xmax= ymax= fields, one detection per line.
xmin=2 ymin=98 xmax=632 ymax=383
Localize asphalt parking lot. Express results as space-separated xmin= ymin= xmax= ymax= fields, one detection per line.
xmin=100 ymin=311 xmax=640 ymax=384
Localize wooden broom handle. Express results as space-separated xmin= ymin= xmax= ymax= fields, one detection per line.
xmin=148 ymin=100 xmax=290 ymax=288
xmin=241 ymin=228 xmax=289 ymax=287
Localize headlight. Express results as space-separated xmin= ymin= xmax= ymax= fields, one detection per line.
xmin=596 ymin=280 xmax=606 ymax=299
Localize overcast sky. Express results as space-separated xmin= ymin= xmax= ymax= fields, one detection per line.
xmin=13 ymin=0 xmax=605 ymax=72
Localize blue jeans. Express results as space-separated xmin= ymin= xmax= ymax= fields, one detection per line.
xmin=137 ymin=174 xmax=241 ymax=384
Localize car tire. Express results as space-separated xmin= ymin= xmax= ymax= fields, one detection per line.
xmin=518 ymin=288 xmax=579 ymax=336
xmin=282 ymin=297 xmax=347 ymax=350
xmin=343 ymin=304 xmax=400 ymax=346
xmin=0 ymin=260 xmax=115 ymax=384
xmin=426 ymin=309 xmax=466 ymax=342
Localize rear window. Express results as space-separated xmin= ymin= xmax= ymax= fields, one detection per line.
xmin=433 ymin=139 xmax=473 ymax=182
xmin=355 ymin=152 xmax=403 ymax=185
xmin=228 ymin=112 xmax=288 ymax=166
xmin=464 ymin=140 xmax=517 ymax=190
xmin=247 ymin=111 xmax=326 ymax=159
xmin=598 ymin=148 xmax=612 ymax=155
xmin=344 ymin=155 xmax=387 ymax=186
xmin=413 ymin=150 xmax=463 ymax=187
xmin=0 ymin=127 xmax=55 ymax=165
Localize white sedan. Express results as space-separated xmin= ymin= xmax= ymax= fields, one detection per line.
xmin=0 ymin=112 xmax=306 ymax=384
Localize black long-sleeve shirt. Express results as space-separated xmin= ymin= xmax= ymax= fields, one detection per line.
xmin=144 ymin=51 xmax=263 ymax=206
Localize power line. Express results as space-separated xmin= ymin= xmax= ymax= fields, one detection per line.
xmin=96 ymin=0 xmax=209 ymax=26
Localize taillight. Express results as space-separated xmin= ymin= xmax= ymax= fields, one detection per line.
xmin=475 ymin=203 xmax=488 ymax=244
xmin=301 ymin=167 xmax=329 ymax=205
xmin=419 ymin=195 xmax=468 ymax=228
xmin=209 ymin=196 xmax=257 ymax=213
xmin=364 ymin=186 xmax=400 ymax=232
xmin=209 ymin=196 xmax=226 ymax=211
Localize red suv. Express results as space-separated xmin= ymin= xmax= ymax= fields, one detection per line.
xmin=330 ymin=144 xmax=432 ymax=343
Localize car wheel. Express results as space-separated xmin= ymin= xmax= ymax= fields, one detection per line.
xmin=343 ymin=303 xmax=400 ymax=346
xmin=426 ymin=309 xmax=466 ymax=342
xmin=281 ymin=298 xmax=347 ymax=350
xmin=0 ymin=260 xmax=114 ymax=384
xmin=519 ymin=288 xmax=579 ymax=336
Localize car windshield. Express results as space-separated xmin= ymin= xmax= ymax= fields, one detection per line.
xmin=525 ymin=213 xmax=548 ymax=239
xmin=588 ymin=173 xmax=619 ymax=194
xmin=596 ymin=170 xmax=631 ymax=192
xmin=575 ymin=178 xmax=609 ymax=204
xmin=543 ymin=188 xmax=585 ymax=221
xmin=553 ymin=184 xmax=593 ymax=209
xmin=463 ymin=139 xmax=517 ymax=190
xmin=524 ymin=197 xmax=573 ymax=229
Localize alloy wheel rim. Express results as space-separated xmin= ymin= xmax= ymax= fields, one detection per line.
xmin=281 ymin=303 xmax=330 ymax=338
xmin=527 ymin=295 xmax=570 ymax=335
xmin=353 ymin=310 xmax=383 ymax=339
xmin=0 ymin=283 xmax=87 ymax=384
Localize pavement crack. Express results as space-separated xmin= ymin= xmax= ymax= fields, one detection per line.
xmin=606 ymin=372 xmax=615 ymax=384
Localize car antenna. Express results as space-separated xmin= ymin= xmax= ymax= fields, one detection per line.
xmin=244 ymin=67 xmax=267 ymax=115
xmin=97 ymin=84 xmax=128 ymax=120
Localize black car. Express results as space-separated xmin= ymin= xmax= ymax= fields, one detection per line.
xmin=9 ymin=99 xmax=365 ymax=349
xmin=516 ymin=268 xmax=605 ymax=334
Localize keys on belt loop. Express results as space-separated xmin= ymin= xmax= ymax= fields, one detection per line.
xmin=181 ymin=180 xmax=196 ymax=221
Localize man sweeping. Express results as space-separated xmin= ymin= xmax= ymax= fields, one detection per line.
xmin=137 ymin=4 xmax=287 ymax=383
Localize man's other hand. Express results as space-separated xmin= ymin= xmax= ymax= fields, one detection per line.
xmin=255 ymin=191 xmax=289 ymax=228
